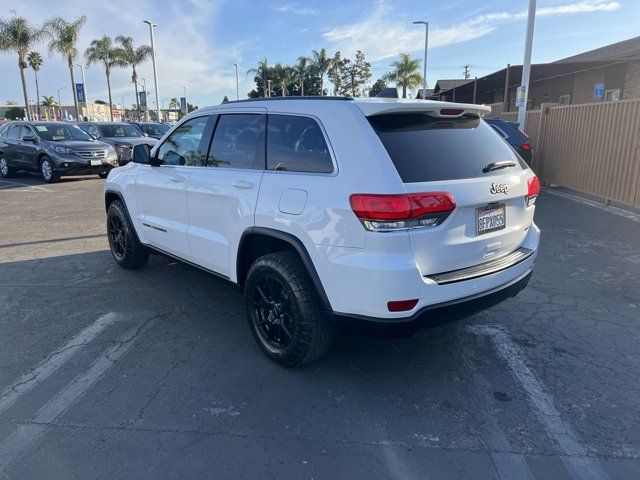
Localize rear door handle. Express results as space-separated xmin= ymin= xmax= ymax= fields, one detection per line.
xmin=232 ymin=180 xmax=255 ymax=190
xmin=169 ymin=175 xmax=185 ymax=183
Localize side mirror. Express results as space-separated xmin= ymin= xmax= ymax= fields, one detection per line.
xmin=22 ymin=135 xmax=37 ymax=143
xmin=142 ymin=132 xmax=149 ymax=137
xmin=132 ymin=144 xmax=153 ymax=165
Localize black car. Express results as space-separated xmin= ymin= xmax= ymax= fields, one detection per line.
xmin=485 ymin=118 xmax=533 ymax=164
xmin=129 ymin=121 xmax=170 ymax=140
xmin=78 ymin=122 xmax=157 ymax=165
xmin=0 ymin=122 xmax=119 ymax=183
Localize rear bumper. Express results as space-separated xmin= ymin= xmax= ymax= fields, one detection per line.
xmin=331 ymin=269 xmax=532 ymax=337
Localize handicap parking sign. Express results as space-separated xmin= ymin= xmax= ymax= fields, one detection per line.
xmin=594 ymin=83 xmax=604 ymax=99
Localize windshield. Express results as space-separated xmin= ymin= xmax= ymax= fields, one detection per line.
xmin=97 ymin=124 xmax=143 ymax=138
xmin=34 ymin=124 xmax=93 ymax=142
xmin=141 ymin=123 xmax=169 ymax=136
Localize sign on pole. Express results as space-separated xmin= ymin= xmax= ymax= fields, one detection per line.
xmin=75 ymin=83 xmax=86 ymax=104
xmin=180 ymin=97 xmax=187 ymax=111
xmin=139 ymin=91 xmax=147 ymax=108
xmin=515 ymin=85 xmax=526 ymax=107
xmin=594 ymin=83 xmax=604 ymax=100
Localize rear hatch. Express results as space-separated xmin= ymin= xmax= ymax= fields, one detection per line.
xmin=367 ymin=109 xmax=535 ymax=276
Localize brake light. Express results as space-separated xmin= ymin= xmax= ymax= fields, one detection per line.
xmin=526 ymin=176 xmax=540 ymax=206
xmin=521 ymin=142 xmax=531 ymax=151
xmin=388 ymin=299 xmax=419 ymax=312
xmin=350 ymin=192 xmax=456 ymax=231
xmin=440 ymin=108 xmax=464 ymax=116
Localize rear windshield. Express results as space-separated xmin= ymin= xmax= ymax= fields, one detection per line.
xmin=140 ymin=123 xmax=169 ymax=136
xmin=368 ymin=114 xmax=521 ymax=183
xmin=97 ymin=124 xmax=143 ymax=138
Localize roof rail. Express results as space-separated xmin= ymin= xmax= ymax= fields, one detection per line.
xmin=221 ymin=96 xmax=353 ymax=105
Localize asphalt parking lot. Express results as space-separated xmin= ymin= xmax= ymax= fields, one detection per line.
xmin=1 ymin=174 xmax=639 ymax=479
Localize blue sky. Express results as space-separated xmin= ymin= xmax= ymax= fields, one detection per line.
xmin=1 ymin=0 xmax=638 ymax=108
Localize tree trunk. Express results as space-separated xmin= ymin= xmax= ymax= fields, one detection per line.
xmin=106 ymin=66 xmax=114 ymax=122
xmin=300 ymin=75 xmax=304 ymax=96
xmin=69 ymin=56 xmax=80 ymax=121
xmin=19 ymin=58 xmax=31 ymax=121
xmin=402 ymin=85 xmax=407 ymax=99
xmin=34 ymin=70 xmax=41 ymax=119
xmin=133 ymin=67 xmax=141 ymax=121
xmin=320 ymin=75 xmax=324 ymax=96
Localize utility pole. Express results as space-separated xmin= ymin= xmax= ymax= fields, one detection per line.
xmin=183 ymin=85 xmax=187 ymax=113
xmin=143 ymin=20 xmax=161 ymax=123
xmin=233 ymin=63 xmax=240 ymax=100
xmin=413 ymin=20 xmax=428 ymax=99
xmin=463 ymin=65 xmax=470 ymax=80
xmin=77 ymin=64 xmax=88 ymax=120
xmin=518 ymin=0 xmax=537 ymax=129
xmin=57 ymin=86 xmax=66 ymax=121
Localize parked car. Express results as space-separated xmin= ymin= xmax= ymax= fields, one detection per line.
xmin=0 ymin=121 xmax=118 ymax=183
xmin=78 ymin=121 xmax=157 ymax=165
xmin=104 ymin=98 xmax=540 ymax=366
xmin=485 ymin=118 xmax=533 ymax=164
xmin=129 ymin=122 xmax=170 ymax=140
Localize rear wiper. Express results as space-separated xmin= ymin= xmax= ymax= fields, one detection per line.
xmin=482 ymin=161 xmax=516 ymax=173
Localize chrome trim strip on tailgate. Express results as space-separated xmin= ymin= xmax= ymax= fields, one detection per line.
xmin=426 ymin=247 xmax=534 ymax=285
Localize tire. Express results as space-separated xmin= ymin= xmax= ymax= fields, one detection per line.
xmin=106 ymin=200 xmax=149 ymax=269
xmin=244 ymin=251 xmax=333 ymax=366
xmin=40 ymin=157 xmax=60 ymax=183
xmin=98 ymin=172 xmax=108 ymax=179
xmin=0 ymin=154 xmax=14 ymax=178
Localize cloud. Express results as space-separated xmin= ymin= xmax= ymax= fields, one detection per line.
xmin=323 ymin=0 xmax=621 ymax=61
xmin=273 ymin=3 xmax=319 ymax=16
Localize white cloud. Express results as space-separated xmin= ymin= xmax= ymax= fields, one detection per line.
xmin=323 ymin=0 xmax=621 ymax=61
xmin=273 ymin=3 xmax=319 ymax=16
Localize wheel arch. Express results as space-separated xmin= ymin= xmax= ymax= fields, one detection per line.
xmin=104 ymin=189 xmax=144 ymax=243
xmin=237 ymin=227 xmax=332 ymax=312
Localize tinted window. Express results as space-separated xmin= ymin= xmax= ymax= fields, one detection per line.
xmin=20 ymin=126 xmax=34 ymax=139
xmin=141 ymin=123 xmax=169 ymax=136
xmin=368 ymin=114 xmax=521 ymax=183
xmin=157 ymin=116 xmax=210 ymax=166
xmin=97 ymin=124 xmax=143 ymax=138
xmin=34 ymin=124 xmax=93 ymax=141
xmin=80 ymin=124 xmax=100 ymax=137
xmin=267 ymin=115 xmax=333 ymax=173
xmin=207 ymin=114 xmax=264 ymax=169
xmin=7 ymin=126 xmax=21 ymax=140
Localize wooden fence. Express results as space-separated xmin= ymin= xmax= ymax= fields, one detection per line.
xmin=497 ymin=99 xmax=640 ymax=208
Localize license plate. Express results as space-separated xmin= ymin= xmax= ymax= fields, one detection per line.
xmin=90 ymin=159 xmax=102 ymax=166
xmin=477 ymin=204 xmax=506 ymax=235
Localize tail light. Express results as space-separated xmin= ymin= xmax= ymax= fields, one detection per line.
xmin=521 ymin=142 xmax=532 ymax=151
xmin=526 ymin=176 xmax=540 ymax=206
xmin=350 ymin=192 xmax=456 ymax=231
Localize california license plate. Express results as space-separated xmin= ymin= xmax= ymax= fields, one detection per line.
xmin=477 ymin=204 xmax=506 ymax=235
xmin=91 ymin=159 xmax=102 ymax=166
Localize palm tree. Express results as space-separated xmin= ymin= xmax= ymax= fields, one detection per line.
xmin=271 ymin=63 xmax=294 ymax=97
xmin=114 ymin=35 xmax=152 ymax=121
xmin=41 ymin=95 xmax=56 ymax=120
xmin=168 ymin=97 xmax=179 ymax=110
xmin=246 ymin=58 xmax=269 ymax=97
xmin=0 ymin=15 xmax=45 ymax=121
xmin=27 ymin=51 xmax=43 ymax=119
xmin=311 ymin=48 xmax=333 ymax=96
xmin=295 ymin=56 xmax=309 ymax=96
xmin=384 ymin=53 xmax=423 ymax=99
xmin=85 ymin=36 xmax=119 ymax=121
xmin=44 ymin=16 xmax=86 ymax=120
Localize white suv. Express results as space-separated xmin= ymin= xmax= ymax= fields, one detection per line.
xmin=104 ymin=97 xmax=540 ymax=366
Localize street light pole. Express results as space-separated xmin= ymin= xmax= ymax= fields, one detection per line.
xmin=233 ymin=63 xmax=240 ymax=100
xmin=57 ymin=87 xmax=67 ymax=120
xmin=143 ymin=20 xmax=161 ymax=122
xmin=267 ymin=80 xmax=272 ymax=98
xmin=121 ymin=94 xmax=128 ymax=121
xmin=183 ymin=85 xmax=187 ymax=113
xmin=413 ymin=20 xmax=429 ymax=99
xmin=518 ymin=0 xmax=537 ymax=130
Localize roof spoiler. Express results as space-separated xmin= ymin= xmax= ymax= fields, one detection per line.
xmin=355 ymin=100 xmax=491 ymax=118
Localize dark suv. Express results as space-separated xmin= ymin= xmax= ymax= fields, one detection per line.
xmin=0 ymin=122 xmax=118 ymax=183
xmin=485 ymin=118 xmax=533 ymax=164
xmin=78 ymin=122 xmax=157 ymax=165
xmin=129 ymin=122 xmax=170 ymax=140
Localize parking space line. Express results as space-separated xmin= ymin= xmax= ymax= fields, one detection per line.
xmin=0 ymin=180 xmax=53 ymax=193
xmin=468 ymin=325 xmax=609 ymax=480
xmin=0 ymin=313 xmax=119 ymax=417
xmin=0 ymin=317 xmax=154 ymax=473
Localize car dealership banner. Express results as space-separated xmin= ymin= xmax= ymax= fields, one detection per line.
xmin=139 ymin=91 xmax=147 ymax=108
xmin=75 ymin=83 xmax=86 ymax=104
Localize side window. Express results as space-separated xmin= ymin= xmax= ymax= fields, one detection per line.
xmin=207 ymin=114 xmax=264 ymax=169
xmin=489 ymin=124 xmax=507 ymax=139
xmin=157 ymin=116 xmax=210 ymax=166
xmin=267 ymin=115 xmax=333 ymax=173
xmin=20 ymin=126 xmax=34 ymax=139
xmin=82 ymin=124 xmax=100 ymax=137
xmin=7 ymin=126 xmax=21 ymax=140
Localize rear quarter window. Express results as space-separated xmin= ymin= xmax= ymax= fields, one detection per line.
xmin=368 ymin=114 xmax=521 ymax=183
